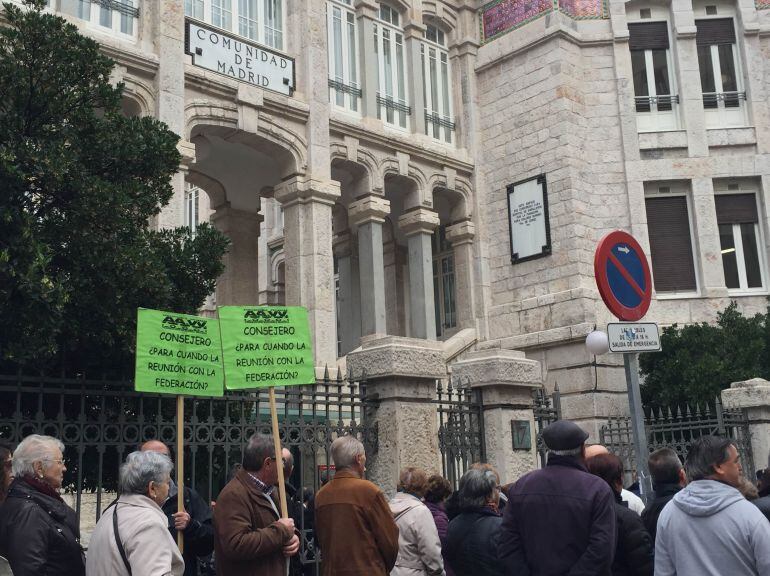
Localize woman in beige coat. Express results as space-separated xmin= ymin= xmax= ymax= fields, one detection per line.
xmin=86 ymin=450 xmax=184 ymax=576
xmin=389 ymin=468 xmax=445 ymax=576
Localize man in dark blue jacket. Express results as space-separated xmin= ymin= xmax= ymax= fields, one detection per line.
xmin=497 ymin=420 xmax=616 ymax=575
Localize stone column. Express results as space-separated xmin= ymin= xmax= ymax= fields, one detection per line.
xmin=334 ymin=232 xmax=362 ymax=357
xmin=452 ymin=350 xmax=543 ymax=483
xmin=210 ymin=204 xmax=262 ymax=306
xmin=445 ymin=219 xmax=476 ymax=331
xmin=404 ymin=21 xmax=427 ymax=136
xmin=399 ymin=208 xmax=440 ymax=340
xmin=670 ymin=2 xmax=708 ymax=157
xmin=347 ymin=336 xmax=445 ymax=496
xmin=154 ymin=0 xmax=187 ymax=230
xmin=691 ymin=178 xmax=727 ymax=297
xmin=355 ymin=0 xmax=380 ymax=120
xmin=349 ymin=195 xmax=391 ymax=336
xmin=722 ymin=378 xmax=770 ymax=471
xmin=274 ymin=176 xmax=341 ymax=366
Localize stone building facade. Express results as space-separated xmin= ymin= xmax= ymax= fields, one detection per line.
xmin=17 ymin=0 xmax=770 ymax=481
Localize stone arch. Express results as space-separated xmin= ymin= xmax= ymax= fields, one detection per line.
xmin=379 ymin=157 xmax=428 ymax=209
xmin=427 ymin=172 xmax=473 ymax=221
xmin=421 ymin=2 xmax=459 ymax=35
xmin=186 ymin=170 xmax=227 ymax=209
xmin=270 ymin=249 xmax=285 ymax=285
xmin=121 ymin=76 xmax=155 ymax=116
xmin=329 ymin=144 xmax=383 ymax=193
xmin=185 ymin=101 xmax=239 ymax=136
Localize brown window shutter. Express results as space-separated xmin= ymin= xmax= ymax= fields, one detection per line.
xmin=714 ymin=194 xmax=758 ymax=224
xmin=646 ymin=196 xmax=697 ymax=292
xmin=629 ymin=22 xmax=670 ymax=50
xmin=695 ymin=18 xmax=736 ymax=46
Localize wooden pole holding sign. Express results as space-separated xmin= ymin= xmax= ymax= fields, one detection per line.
xmin=177 ymin=395 xmax=185 ymax=553
xmin=134 ymin=308 xmax=225 ymax=554
xmin=269 ymin=387 xmax=289 ymax=519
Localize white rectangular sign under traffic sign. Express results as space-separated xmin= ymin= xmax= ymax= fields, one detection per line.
xmin=607 ymin=322 xmax=661 ymax=353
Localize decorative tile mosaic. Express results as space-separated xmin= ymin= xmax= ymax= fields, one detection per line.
xmin=756 ymin=0 xmax=770 ymax=9
xmin=481 ymin=0 xmax=554 ymax=42
xmin=559 ymin=0 xmax=607 ymax=19
xmin=480 ymin=0 xmax=608 ymax=43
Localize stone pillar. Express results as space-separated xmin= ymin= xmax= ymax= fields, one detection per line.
xmin=355 ymin=0 xmax=380 ymax=120
xmin=399 ymin=208 xmax=440 ymax=340
xmin=722 ymin=378 xmax=770 ymax=471
xmin=274 ymin=176 xmax=341 ymax=366
xmin=452 ymin=350 xmax=543 ymax=483
xmin=334 ymin=232 xmax=362 ymax=357
xmin=210 ymin=204 xmax=262 ymax=306
xmin=445 ymin=219 xmax=476 ymax=331
xmin=154 ymin=0 xmax=187 ymax=230
xmin=404 ymin=21 xmax=427 ymax=136
xmin=691 ymin=178 xmax=727 ymax=297
xmin=349 ymin=195 xmax=391 ymax=336
xmin=347 ymin=336 xmax=445 ymax=496
xmin=670 ymin=3 xmax=708 ymax=157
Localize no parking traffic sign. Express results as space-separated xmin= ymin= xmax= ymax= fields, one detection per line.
xmin=594 ymin=231 xmax=652 ymax=321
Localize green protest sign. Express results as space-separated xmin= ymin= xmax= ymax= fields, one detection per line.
xmin=135 ymin=308 xmax=224 ymax=397
xmin=218 ymin=306 xmax=315 ymax=390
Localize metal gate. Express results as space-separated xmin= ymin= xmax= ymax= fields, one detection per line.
xmin=600 ymin=396 xmax=754 ymax=481
xmin=435 ymin=377 xmax=485 ymax=488
xmin=0 ymin=368 xmax=376 ymax=573
xmin=533 ymin=386 xmax=562 ymax=467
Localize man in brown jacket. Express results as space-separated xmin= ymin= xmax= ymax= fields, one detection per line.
xmin=214 ymin=433 xmax=300 ymax=576
xmin=314 ymin=435 xmax=399 ymax=576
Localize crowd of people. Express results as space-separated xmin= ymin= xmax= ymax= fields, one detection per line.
xmin=1 ymin=421 xmax=770 ymax=575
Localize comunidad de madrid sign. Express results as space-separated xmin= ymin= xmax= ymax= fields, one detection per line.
xmin=185 ymin=19 xmax=295 ymax=96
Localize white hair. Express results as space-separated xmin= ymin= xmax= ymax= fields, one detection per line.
xmin=12 ymin=434 xmax=64 ymax=477
xmin=119 ymin=451 xmax=173 ymax=495
xmin=331 ymin=435 xmax=364 ymax=469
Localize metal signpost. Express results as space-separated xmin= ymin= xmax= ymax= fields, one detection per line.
xmin=594 ymin=231 xmax=657 ymax=502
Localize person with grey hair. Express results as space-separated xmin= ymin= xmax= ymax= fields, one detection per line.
xmin=86 ymin=450 xmax=183 ymax=575
xmin=445 ymin=465 xmax=504 ymax=576
xmin=213 ymin=433 xmax=299 ymax=576
xmin=0 ymin=434 xmax=85 ymax=576
xmin=314 ymin=435 xmax=399 ymax=576
xmin=498 ymin=419 xmax=616 ymax=575
xmin=655 ymin=435 xmax=770 ymax=575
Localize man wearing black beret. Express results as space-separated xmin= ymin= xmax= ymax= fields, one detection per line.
xmin=497 ymin=419 xmax=616 ymax=575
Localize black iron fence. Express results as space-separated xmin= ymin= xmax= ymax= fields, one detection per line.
xmin=435 ymin=377 xmax=485 ymax=489
xmin=0 ymin=368 xmax=375 ymax=572
xmin=601 ymin=396 xmax=754 ymax=482
xmin=533 ymin=385 xmax=562 ymax=467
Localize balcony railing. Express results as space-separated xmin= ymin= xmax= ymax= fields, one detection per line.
xmin=376 ymin=94 xmax=411 ymax=115
xmin=424 ymin=111 xmax=455 ymax=131
xmin=702 ymin=91 xmax=746 ymax=109
xmin=635 ymin=94 xmax=679 ymax=113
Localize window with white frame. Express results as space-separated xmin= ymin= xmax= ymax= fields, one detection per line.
xmin=715 ymin=185 xmax=765 ymax=292
xmin=57 ymin=0 xmax=139 ymax=36
xmin=432 ymin=226 xmax=456 ymax=338
xmin=327 ymin=0 xmax=360 ymax=113
xmin=374 ymin=3 xmax=409 ymax=129
xmin=645 ymin=182 xmax=699 ymax=294
xmin=185 ymin=182 xmax=200 ymax=234
xmin=421 ymin=24 xmax=454 ymax=143
xmin=695 ymin=15 xmax=746 ymax=128
xmin=628 ymin=20 xmax=678 ymax=131
xmin=184 ymin=0 xmax=284 ymax=50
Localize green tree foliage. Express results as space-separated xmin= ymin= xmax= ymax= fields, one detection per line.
xmin=639 ymin=302 xmax=767 ymax=408
xmin=0 ymin=1 xmax=229 ymax=372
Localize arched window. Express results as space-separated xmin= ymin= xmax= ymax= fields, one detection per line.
xmin=185 ymin=182 xmax=201 ymax=234
xmin=374 ymin=3 xmax=409 ymax=129
xmin=327 ymin=0 xmax=360 ymax=113
xmin=421 ymin=24 xmax=453 ymax=143
xmin=185 ymin=0 xmax=285 ymax=50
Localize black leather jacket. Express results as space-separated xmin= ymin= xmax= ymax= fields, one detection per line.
xmin=0 ymin=478 xmax=85 ymax=576
xmin=612 ymin=496 xmax=654 ymax=576
xmin=446 ymin=507 xmax=504 ymax=576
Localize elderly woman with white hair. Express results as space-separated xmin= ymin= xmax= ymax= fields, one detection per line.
xmin=0 ymin=434 xmax=86 ymax=576
xmin=86 ymin=450 xmax=184 ymax=576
